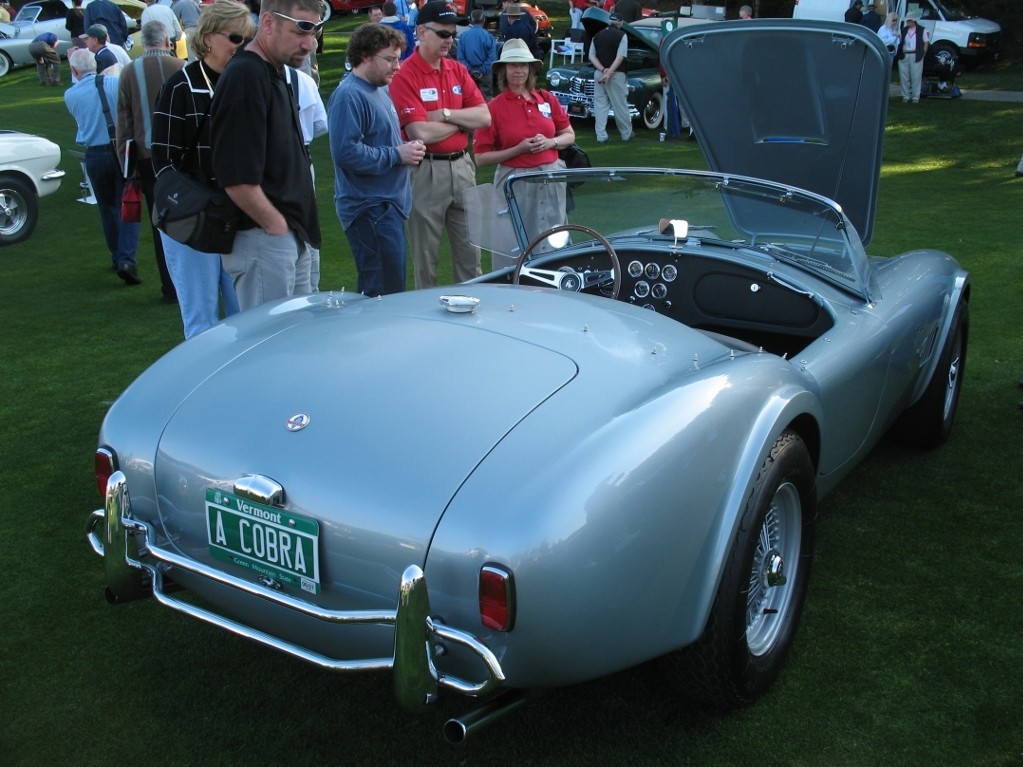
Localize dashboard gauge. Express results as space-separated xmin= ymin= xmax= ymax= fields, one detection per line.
xmin=645 ymin=262 xmax=661 ymax=280
xmin=634 ymin=281 xmax=650 ymax=298
xmin=652 ymin=283 xmax=668 ymax=299
xmin=628 ymin=260 xmax=644 ymax=278
xmin=661 ymin=264 xmax=678 ymax=282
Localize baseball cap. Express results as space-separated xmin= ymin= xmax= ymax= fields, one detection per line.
xmin=417 ymin=2 xmax=458 ymax=26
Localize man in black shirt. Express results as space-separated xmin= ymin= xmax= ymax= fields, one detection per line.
xmin=212 ymin=0 xmax=322 ymax=310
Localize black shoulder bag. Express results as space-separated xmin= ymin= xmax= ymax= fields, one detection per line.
xmin=152 ymin=90 xmax=239 ymax=254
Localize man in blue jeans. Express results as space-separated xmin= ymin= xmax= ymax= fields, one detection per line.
xmin=65 ymin=47 xmax=141 ymax=284
xmin=328 ymin=23 xmax=424 ymax=296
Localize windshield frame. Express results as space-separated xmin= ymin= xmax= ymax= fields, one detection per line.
xmin=485 ymin=167 xmax=878 ymax=303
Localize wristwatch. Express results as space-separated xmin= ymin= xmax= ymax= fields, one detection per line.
xmin=442 ymin=108 xmax=452 ymax=123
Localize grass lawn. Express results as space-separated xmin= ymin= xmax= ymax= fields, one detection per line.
xmin=1 ymin=10 xmax=1022 ymax=765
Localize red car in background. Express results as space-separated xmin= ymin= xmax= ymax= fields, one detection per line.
xmin=319 ymin=0 xmax=380 ymax=22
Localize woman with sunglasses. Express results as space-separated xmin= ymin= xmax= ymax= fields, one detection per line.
xmin=150 ymin=0 xmax=256 ymax=339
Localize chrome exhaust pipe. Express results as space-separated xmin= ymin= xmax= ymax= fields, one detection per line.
xmin=442 ymin=689 xmax=529 ymax=745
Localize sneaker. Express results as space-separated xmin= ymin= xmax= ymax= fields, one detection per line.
xmin=116 ymin=264 xmax=142 ymax=285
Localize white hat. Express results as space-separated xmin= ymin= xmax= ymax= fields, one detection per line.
xmin=495 ymin=38 xmax=541 ymax=66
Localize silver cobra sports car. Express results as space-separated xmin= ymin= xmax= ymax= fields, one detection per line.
xmin=87 ymin=20 xmax=968 ymax=742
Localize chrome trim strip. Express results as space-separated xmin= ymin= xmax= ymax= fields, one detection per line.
xmin=87 ymin=472 xmax=505 ymax=704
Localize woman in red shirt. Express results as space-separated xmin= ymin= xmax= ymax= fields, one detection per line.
xmin=474 ymin=38 xmax=575 ymax=266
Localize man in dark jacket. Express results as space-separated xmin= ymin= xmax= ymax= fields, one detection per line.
xmin=860 ymin=2 xmax=882 ymax=31
xmin=612 ymin=0 xmax=641 ymax=23
xmin=501 ymin=4 xmax=537 ymax=56
xmin=84 ymin=0 xmax=129 ymax=46
xmin=844 ymin=0 xmax=863 ymax=25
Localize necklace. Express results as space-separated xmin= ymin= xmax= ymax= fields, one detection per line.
xmin=198 ymin=60 xmax=215 ymax=93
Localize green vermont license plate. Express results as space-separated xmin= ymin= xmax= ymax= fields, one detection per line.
xmin=206 ymin=489 xmax=320 ymax=594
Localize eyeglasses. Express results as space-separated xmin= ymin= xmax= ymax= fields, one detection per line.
xmin=375 ymin=54 xmax=400 ymax=66
xmin=219 ymin=32 xmax=250 ymax=45
xmin=272 ymin=11 xmax=325 ymax=34
xmin=423 ymin=26 xmax=455 ymax=39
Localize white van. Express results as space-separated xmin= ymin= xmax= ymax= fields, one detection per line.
xmin=792 ymin=0 xmax=1001 ymax=66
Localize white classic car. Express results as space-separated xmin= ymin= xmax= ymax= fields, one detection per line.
xmin=0 ymin=131 xmax=65 ymax=246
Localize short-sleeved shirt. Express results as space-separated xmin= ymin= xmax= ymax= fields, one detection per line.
xmin=95 ymin=45 xmax=119 ymax=74
xmin=387 ymin=49 xmax=486 ymax=154
xmin=473 ymin=89 xmax=570 ymax=169
xmin=211 ymin=50 xmax=320 ymax=247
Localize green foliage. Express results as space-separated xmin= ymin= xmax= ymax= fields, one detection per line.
xmin=1 ymin=12 xmax=1021 ymax=765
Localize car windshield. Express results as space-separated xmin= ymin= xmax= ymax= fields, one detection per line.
xmin=14 ymin=6 xmax=43 ymax=23
xmin=466 ymin=168 xmax=874 ymax=300
xmin=928 ymin=0 xmax=978 ymax=21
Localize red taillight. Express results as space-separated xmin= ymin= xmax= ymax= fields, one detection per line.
xmin=479 ymin=564 xmax=515 ymax=632
xmin=95 ymin=447 xmax=117 ymax=496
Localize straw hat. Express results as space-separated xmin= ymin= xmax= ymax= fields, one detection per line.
xmin=494 ymin=38 xmax=542 ymax=67
xmin=506 ymin=3 xmax=522 ymax=16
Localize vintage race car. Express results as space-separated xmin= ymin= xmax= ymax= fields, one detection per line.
xmin=0 ymin=130 xmax=65 ymax=246
xmin=88 ymin=20 xmax=968 ymax=742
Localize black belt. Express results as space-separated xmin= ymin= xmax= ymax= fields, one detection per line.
xmin=423 ymin=150 xmax=466 ymax=161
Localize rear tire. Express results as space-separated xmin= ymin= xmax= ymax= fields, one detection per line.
xmin=891 ymin=301 xmax=968 ymax=448
xmin=663 ymin=430 xmax=816 ymax=707
xmin=0 ymin=51 xmax=13 ymax=79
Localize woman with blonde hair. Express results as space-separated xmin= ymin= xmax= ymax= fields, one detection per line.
xmin=877 ymin=11 xmax=899 ymax=66
xmin=473 ymin=38 xmax=575 ymax=267
xmin=150 ymin=0 xmax=256 ymax=339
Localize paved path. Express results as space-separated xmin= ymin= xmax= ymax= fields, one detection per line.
xmin=889 ymin=85 xmax=1023 ymax=102
xmin=957 ymin=89 xmax=1023 ymax=102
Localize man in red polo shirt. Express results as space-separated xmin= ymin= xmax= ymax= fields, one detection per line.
xmin=388 ymin=1 xmax=491 ymax=288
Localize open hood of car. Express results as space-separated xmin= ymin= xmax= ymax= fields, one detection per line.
xmin=662 ymin=19 xmax=889 ymax=245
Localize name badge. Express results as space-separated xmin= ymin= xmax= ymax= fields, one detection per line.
xmin=420 ymin=87 xmax=439 ymax=102
xmin=538 ymin=103 xmax=552 ymax=118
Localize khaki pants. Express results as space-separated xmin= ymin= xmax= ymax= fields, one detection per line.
xmin=408 ymin=153 xmax=481 ymax=288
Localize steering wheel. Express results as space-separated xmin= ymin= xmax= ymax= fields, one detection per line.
xmin=511 ymin=224 xmax=622 ymax=300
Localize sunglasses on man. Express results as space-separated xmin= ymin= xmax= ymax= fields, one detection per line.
xmin=273 ymin=11 xmax=325 ymax=33
xmin=423 ymin=25 xmax=455 ymax=39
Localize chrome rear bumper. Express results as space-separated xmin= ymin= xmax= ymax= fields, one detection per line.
xmin=86 ymin=471 xmax=505 ymax=709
